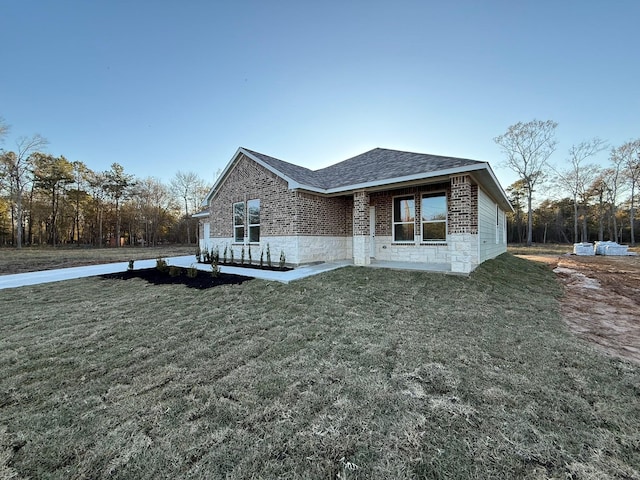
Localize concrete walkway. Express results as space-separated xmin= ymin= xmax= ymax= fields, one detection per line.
xmin=0 ymin=256 xmax=352 ymax=290
xmin=0 ymin=256 xmax=455 ymax=291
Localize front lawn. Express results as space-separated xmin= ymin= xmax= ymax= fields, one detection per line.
xmin=0 ymin=245 xmax=195 ymax=275
xmin=1 ymin=254 xmax=638 ymax=479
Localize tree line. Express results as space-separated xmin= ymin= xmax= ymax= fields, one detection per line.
xmin=495 ymin=120 xmax=640 ymax=246
xmin=3 ymin=116 xmax=638 ymax=249
xmin=0 ymin=117 xmax=210 ymax=248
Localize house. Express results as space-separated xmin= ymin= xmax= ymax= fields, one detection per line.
xmin=196 ymin=147 xmax=513 ymax=274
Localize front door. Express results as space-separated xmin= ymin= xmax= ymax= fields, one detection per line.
xmin=369 ymin=206 xmax=375 ymax=258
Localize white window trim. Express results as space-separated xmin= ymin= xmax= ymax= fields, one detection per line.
xmin=420 ymin=191 xmax=447 ymax=244
xmin=233 ymin=201 xmax=244 ymax=243
xmin=247 ymin=198 xmax=260 ymax=244
xmin=392 ymin=194 xmax=416 ymax=243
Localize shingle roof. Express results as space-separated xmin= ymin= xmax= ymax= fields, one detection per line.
xmin=315 ymin=148 xmax=483 ymax=189
xmin=242 ymin=148 xmax=325 ymax=189
xmin=243 ymin=147 xmax=484 ymax=190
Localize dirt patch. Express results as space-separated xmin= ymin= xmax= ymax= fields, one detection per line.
xmin=518 ymin=253 xmax=640 ymax=364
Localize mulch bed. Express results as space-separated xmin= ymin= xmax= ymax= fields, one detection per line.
xmin=101 ymin=268 xmax=253 ymax=289
xmin=199 ymin=261 xmax=293 ymax=272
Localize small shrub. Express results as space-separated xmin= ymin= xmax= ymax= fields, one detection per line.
xmin=203 ymin=249 xmax=211 ymax=263
xmin=195 ymin=246 xmax=201 ymax=262
xmin=212 ymin=246 xmax=220 ymax=265
xmin=279 ymin=250 xmax=286 ymax=270
xmin=156 ymin=258 xmax=168 ymax=273
xmin=187 ymin=264 xmax=198 ymax=278
xmin=211 ymin=260 xmax=220 ymax=278
xmin=127 ymin=259 xmax=134 ymax=271
xmin=240 ymin=245 xmax=245 ymax=265
xmin=168 ymin=266 xmax=181 ymax=277
xmin=230 ymin=248 xmax=234 ymax=264
xmin=260 ymin=249 xmax=264 ymax=268
xmin=223 ymin=245 xmax=227 ymax=264
xmin=248 ymin=246 xmax=252 ymax=265
xmin=266 ymin=243 xmax=272 ymax=268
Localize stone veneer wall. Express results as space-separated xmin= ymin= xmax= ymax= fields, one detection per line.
xmin=372 ymin=237 xmax=450 ymax=263
xmin=203 ymin=236 xmax=351 ymax=265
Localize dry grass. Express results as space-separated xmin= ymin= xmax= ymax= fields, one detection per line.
xmin=507 ymin=243 xmax=574 ymax=255
xmin=0 ymin=245 xmax=195 ymax=275
xmin=1 ymin=254 xmax=639 ymax=479
xmin=508 ymin=242 xmax=640 ymax=256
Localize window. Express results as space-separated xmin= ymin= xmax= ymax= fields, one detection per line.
xmin=248 ymin=199 xmax=260 ymax=242
xmin=393 ymin=195 xmax=415 ymax=242
xmin=233 ymin=202 xmax=244 ymax=242
xmin=421 ymin=193 xmax=447 ymax=242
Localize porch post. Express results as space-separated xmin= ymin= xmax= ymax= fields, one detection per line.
xmin=352 ymin=190 xmax=370 ymax=265
xmin=449 ymin=175 xmax=478 ymax=273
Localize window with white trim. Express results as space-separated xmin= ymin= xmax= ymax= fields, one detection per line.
xmin=248 ymin=199 xmax=260 ymax=242
xmin=421 ymin=192 xmax=447 ymax=242
xmin=233 ymin=202 xmax=244 ymax=242
xmin=393 ymin=195 xmax=415 ymax=242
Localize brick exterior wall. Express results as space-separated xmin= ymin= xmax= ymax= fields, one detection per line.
xmin=209 ymin=154 xmax=351 ymax=240
xmin=352 ymin=190 xmax=370 ymax=236
xmin=448 ymin=175 xmax=478 ymax=235
xmin=293 ymin=191 xmax=350 ymax=236
xmin=369 ymin=182 xmax=452 ymax=239
xmin=470 ymin=184 xmax=478 ymax=233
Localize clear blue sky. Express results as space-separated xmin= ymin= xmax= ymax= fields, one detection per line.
xmin=1 ymin=0 xmax=639 ymax=190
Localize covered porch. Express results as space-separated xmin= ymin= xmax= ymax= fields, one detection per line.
xmin=349 ymin=174 xmax=479 ymax=274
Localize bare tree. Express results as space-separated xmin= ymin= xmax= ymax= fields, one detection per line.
xmin=588 ymin=172 xmax=609 ymax=241
xmin=137 ymin=177 xmax=176 ymax=246
xmin=506 ymin=180 xmax=527 ymax=243
xmin=170 ymin=170 xmax=208 ymax=244
xmin=555 ymin=139 xmax=607 ymax=242
xmin=612 ymin=139 xmax=640 ymax=245
xmin=0 ymin=134 xmax=49 ymax=248
xmin=494 ymin=120 xmax=558 ymax=246
xmin=607 ymin=147 xmax=630 ymax=243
